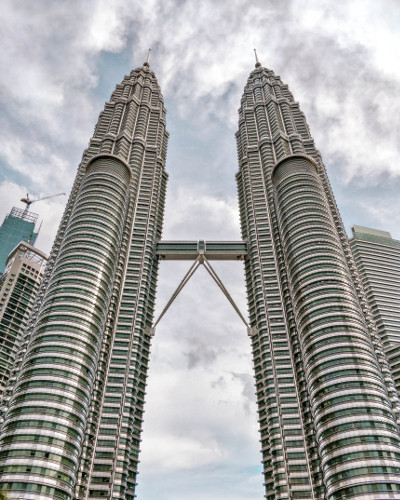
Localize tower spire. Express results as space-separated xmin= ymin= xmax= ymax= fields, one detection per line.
xmin=254 ymin=48 xmax=261 ymax=67
xmin=144 ymin=48 xmax=151 ymax=67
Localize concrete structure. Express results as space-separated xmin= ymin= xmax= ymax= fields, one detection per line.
xmin=1 ymin=59 xmax=400 ymax=500
xmin=0 ymin=242 xmax=47 ymax=397
xmin=350 ymin=225 xmax=400 ymax=395
xmin=0 ymin=207 xmax=39 ymax=274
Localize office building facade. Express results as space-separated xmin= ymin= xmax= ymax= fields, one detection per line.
xmin=0 ymin=242 xmax=47 ymax=397
xmin=235 ymin=62 xmax=400 ymax=499
xmin=0 ymin=61 xmax=168 ymax=500
xmin=0 ymin=208 xmax=39 ymax=274
xmin=0 ymin=60 xmax=400 ymax=500
xmin=350 ymin=225 xmax=400 ymax=395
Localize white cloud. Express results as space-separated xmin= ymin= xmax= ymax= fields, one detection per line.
xmin=163 ymin=187 xmax=241 ymax=240
xmin=0 ymin=181 xmax=29 ymax=220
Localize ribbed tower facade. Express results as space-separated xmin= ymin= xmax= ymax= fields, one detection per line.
xmin=0 ymin=61 xmax=168 ymax=500
xmin=350 ymin=226 xmax=400 ymax=397
xmin=0 ymin=242 xmax=47 ymax=399
xmin=236 ymin=62 xmax=400 ymax=499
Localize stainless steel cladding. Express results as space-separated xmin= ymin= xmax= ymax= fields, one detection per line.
xmin=0 ymin=62 xmax=168 ymax=500
xmin=236 ymin=63 xmax=400 ymax=500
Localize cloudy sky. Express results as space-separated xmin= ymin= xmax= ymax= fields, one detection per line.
xmin=1 ymin=1 xmax=400 ymax=499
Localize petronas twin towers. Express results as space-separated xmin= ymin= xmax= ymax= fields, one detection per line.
xmin=1 ymin=58 xmax=400 ymax=500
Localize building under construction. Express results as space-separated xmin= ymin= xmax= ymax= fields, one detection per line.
xmin=0 ymin=207 xmax=39 ymax=274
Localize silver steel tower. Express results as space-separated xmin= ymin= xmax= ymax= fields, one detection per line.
xmin=1 ymin=57 xmax=400 ymax=500
xmin=236 ymin=61 xmax=400 ymax=499
xmin=0 ymin=60 xmax=168 ymax=500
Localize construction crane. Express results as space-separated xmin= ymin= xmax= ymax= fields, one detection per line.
xmin=21 ymin=192 xmax=66 ymax=210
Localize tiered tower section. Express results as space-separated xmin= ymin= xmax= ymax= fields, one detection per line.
xmin=0 ymin=62 xmax=168 ymax=500
xmin=236 ymin=62 xmax=400 ymax=500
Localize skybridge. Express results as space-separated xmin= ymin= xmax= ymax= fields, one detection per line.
xmin=152 ymin=240 xmax=250 ymax=335
xmin=155 ymin=240 xmax=247 ymax=260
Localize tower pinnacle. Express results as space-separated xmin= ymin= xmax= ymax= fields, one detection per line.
xmin=254 ymin=48 xmax=261 ymax=67
xmin=144 ymin=48 xmax=151 ymax=67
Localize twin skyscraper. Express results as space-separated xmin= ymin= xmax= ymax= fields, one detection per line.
xmin=0 ymin=59 xmax=400 ymax=500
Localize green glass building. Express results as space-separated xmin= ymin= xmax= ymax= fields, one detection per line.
xmin=0 ymin=208 xmax=39 ymax=274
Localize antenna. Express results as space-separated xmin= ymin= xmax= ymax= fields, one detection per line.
xmin=145 ymin=48 xmax=151 ymax=66
xmin=254 ymin=48 xmax=261 ymax=67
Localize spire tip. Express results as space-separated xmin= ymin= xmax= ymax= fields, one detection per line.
xmin=254 ymin=49 xmax=261 ymax=68
xmin=144 ymin=48 xmax=151 ymax=67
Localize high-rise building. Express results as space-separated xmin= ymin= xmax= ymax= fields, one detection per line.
xmin=350 ymin=225 xmax=400 ymax=394
xmin=0 ymin=60 xmax=168 ymax=500
xmin=0 ymin=242 xmax=47 ymax=397
xmin=235 ymin=62 xmax=400 ymax=499
xmin=1 ymin=58 xmax=400 ymax=500
xmin=0 ymin=207 xmax=39 ymax=274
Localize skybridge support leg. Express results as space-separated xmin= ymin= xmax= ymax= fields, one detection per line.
xmin=151 ymin=255 xmax=250 ymax=336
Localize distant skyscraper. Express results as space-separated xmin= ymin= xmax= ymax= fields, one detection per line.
xmin=236 ymin=61 xmax=400 ymax=499
xmin=350 ymin=225 xmax=400 ymax=394
xmin=1 ymin=58 xmax=400 ymax=500
xmin=0 ymin=207 xmax=39 ymax=274
xmin=0 ymin=242 xmax=47 ymax=397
